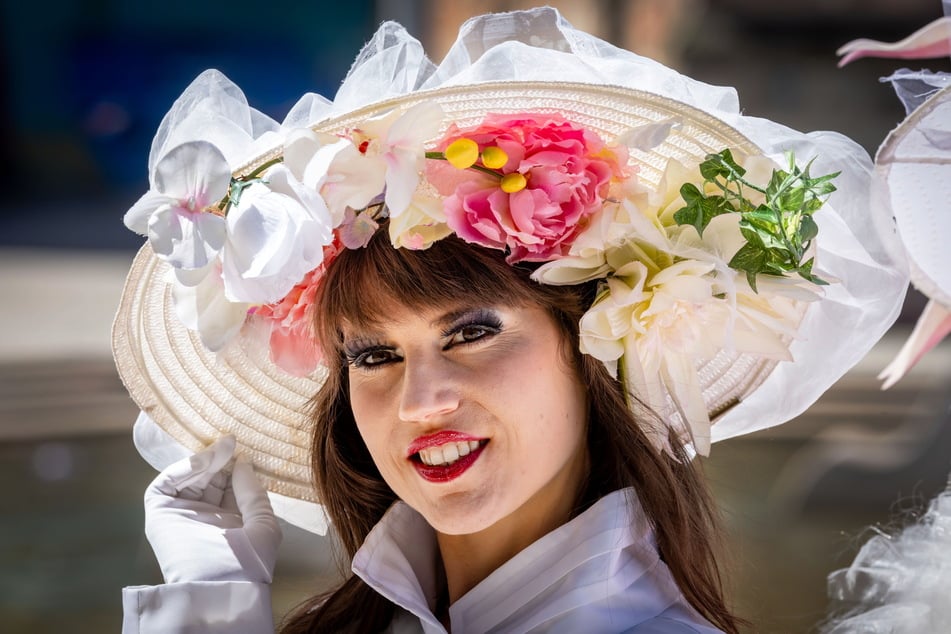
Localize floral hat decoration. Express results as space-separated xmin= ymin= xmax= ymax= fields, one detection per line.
xmin=113 ymin=7 xmax=908 ymax=529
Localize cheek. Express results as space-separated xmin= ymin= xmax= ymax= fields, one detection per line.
xmin=349 ymin=380 xmax=385 ymax=462
xmin=546 ymin=354 xmax=589 ymax=448
xmin=517 ymin=353 xmax=587 ymax=449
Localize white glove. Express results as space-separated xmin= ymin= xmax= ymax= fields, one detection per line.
xmin=143 ymin=435 xmax=282 ymax=584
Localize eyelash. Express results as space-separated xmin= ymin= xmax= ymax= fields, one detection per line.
xmin=346 ymin=311 xmax=503 ymax=370
xmin=345 ymin=345 xmax=395 ymax=369
xmin=440 ymin=312 xmax=503 ymax=346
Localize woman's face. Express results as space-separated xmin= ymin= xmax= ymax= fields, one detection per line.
xmin=344 ymin=300 xmax=589 ymax=536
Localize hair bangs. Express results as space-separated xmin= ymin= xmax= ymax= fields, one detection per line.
xmin=313 ymin=229 xmax=544 ymax=357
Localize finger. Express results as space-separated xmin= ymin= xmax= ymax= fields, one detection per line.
xmin=231 ymin=459 xmax=282 ymax=567
xmin=231 ymin=459 xmax=277 ymax=525
xmin=150 ymin=435 xmax=236 ymax=497
xmin=220 ymin=479 xmax=238 ymax=514
xmin=194 ymin=468 xmax=231 ymax=507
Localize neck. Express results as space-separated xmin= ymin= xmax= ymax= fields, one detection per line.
xmin=435 ymin=454 xmax=589 ymax=604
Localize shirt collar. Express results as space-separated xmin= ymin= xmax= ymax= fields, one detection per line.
xmin=351 ymin=488 xmax=672 ymax=632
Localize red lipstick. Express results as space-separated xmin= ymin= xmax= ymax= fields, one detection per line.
xmin=407 ymin=431 xmax=481 ymax=457
xmin=413 ymin=445 xmax=485 ymax=482
xmin=407 ymin=431 xmax=486 ymax=483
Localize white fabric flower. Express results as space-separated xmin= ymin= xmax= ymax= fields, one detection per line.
xmin=125 ymin=70 xmax=289 ymax=273
xmin=170 ymin=262 xmax=249 ymax=352
xmin=150 ymin=69 xmax=281 ymax=171
xmin=221 ymin=164 xmax=333 ymax=304
xmin=124 ymin=141 xmax=230 ymax=270
xmin=321 ymin=101 xmax=443 ymax=219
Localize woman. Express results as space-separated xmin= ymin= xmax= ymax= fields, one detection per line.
xmin=290 ymin=229 xmax=735 ymax=632
xmin=114 ymin=7 xmax=907 ymax=633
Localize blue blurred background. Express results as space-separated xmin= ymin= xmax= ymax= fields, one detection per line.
xmin=1 ymin=1 xmax=949 ymax=632
xmin=1 ymin=0 xmax=382 ymax=249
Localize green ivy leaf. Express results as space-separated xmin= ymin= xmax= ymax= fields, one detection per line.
xmin=794 ymin=257 xmax=829 ymax=286
xmin=799 ymin=214 xmax=818 ymax=242
xmin=700 ymin=149 xmax=745 ymax=181
xmin=728 ymin=242 xmax=770 ymax=292
xmin=739 ymin=218 xmax=786 ymax=250
xmin=673 ymin=184 xmax=734 ymax=236
xmin=674 ymin=148 xmax=837 ymax=292
xmin=765 ymin=169 xmax=790 ymax=201
xmin=779 ymin=186 xmax=806 ymax=213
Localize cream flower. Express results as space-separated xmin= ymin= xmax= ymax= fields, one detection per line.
xmin=653 ymin=153 xmax=774 ymax=228
xmin=578 ymin=260 xmax=651 ymax=369
xmin=581 ymin=257 xmax=728 ymax=454
xmin=532 ymin=195 xmax=672 ymax=285
xmin=577 ymin=209 xmax=816 ymax=455
xmin=388 ymin=193 xmax=452 ymax=250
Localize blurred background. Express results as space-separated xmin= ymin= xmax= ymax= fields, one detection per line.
xmin=1 ymin=0 xmax=949 ymax=632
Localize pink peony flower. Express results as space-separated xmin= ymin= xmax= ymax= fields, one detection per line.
xmin=253 ymin=238 xmax=343 ymax=376
xmin=433 ymin=113 xmax=627 ymax=263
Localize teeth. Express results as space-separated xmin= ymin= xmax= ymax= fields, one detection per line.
xmin=418 ymin=441 xmax=481 ymax=466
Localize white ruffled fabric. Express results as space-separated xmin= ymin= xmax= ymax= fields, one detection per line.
xmin=824 ymin=484 xmax=951 ymax=633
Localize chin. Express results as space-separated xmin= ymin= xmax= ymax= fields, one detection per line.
xmin=414 ymin=493 xmax=509 ymax=536
xmin=425 ymin=515 xmax=496 ymax=536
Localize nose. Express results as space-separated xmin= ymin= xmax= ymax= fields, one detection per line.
xmin=398 ymin=356 xmax=461 ymax=422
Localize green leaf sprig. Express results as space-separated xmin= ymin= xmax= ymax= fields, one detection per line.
xmin=216 ymin=157 xmax=284 ymax=213
xmin=672 ymin=149 xmax=838 ymax=292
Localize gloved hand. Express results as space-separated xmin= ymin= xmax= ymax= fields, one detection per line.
xmin=143 ymin=435 xmax=282 ymax=584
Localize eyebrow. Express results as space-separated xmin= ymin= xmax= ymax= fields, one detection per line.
xmin=430 ymin=306 xmax=491 ymax=330
xmin=342 ymin=305 xmax=496 ymax=344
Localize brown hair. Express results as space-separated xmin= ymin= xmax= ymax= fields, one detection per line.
xmin=280 ymin=229 xmax=742 ymax=633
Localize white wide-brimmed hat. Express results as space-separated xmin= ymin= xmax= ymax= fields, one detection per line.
xmin=114 ymin=7 xmax=908 ymax=530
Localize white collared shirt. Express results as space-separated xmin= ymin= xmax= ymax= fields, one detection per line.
xmin=122 ymin=489 xmax=724 ymax=633
xmin=353 ymin=488 xmax=724 ymax=633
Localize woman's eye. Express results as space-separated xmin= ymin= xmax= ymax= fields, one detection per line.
xmin=446 ymin=323 xmax=499 ymax=347
xmin=349 ymin=348 xmax=397 ymax=369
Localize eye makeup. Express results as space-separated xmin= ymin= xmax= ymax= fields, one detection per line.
xmin=439 ymin=307 xmax=504 ymax=340
xmin=343 ymin=306 xmax=506 ymax=368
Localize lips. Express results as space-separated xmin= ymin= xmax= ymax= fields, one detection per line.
xmin=407 ymin=431 xmax=487 ymax=483
xmin=407 ymin=431 xmax=482 ymax=457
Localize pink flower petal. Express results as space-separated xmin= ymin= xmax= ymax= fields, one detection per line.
xmin=437 ymin=113 xmax=626 ymax=262
xmin=269 ymin=323 xmax=321 ymax=377
xmin=837 ymin=16 xmax=951 ymax=67
xmin=879 ymin=299 xmax=951 ymax=388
